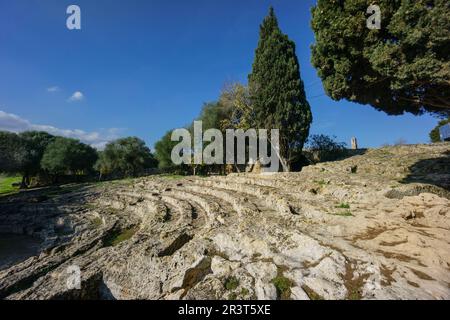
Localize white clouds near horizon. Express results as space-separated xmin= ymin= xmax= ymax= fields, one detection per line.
xmin=0 ymin=110 xmax=122 ymax=150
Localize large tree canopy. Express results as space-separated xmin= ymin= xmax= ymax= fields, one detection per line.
xmin=41 ymin=137 xmax=98 ymax=176
xmin=311 ymin=0 xmax=450 ymax=116
xmin=0 ymin=131 xmax=26 ymax=173
xmin=193 ymin=101 xmax=233 ymax=133
xmin=95 ymin=137 xmax=156 ymax=177
xmin=155 ymin=130 xmax=180 ymax=169
xmin=154 ymin=85 xmax=248 ymax=173
xmin=249 ymin=7 xmax=312 ymax=171
xmin=219 ymin=83 xmax=254 ymax=131
xmin=19 ymin=131 xmax=55 ymax=178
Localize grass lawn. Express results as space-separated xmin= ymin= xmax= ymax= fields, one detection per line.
xmin=159 ymin=174 xmax=185 ymax=180
xmin=103 ymin=227 xmax=138 ymax=247
xmin=0 ymin=175 xmax=22 ymax=195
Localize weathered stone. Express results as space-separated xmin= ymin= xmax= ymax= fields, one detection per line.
xmin=0 ymin=143 xmax=449 ymax=300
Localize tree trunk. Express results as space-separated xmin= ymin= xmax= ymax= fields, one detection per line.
xmin=20 ymin=175 xmax=28 ymax=189
xmin=273 ymin=145 xmax=289 ymax=172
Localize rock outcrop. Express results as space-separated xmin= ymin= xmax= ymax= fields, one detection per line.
xmin=0 ymin=143 xmax=449 ymax=300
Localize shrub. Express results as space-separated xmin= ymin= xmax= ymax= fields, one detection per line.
xmin=306 ymin=134 xmax=347 ymax=163
xmin=430 ymin=118 xmax=450 ymax=143
xmin=272 ymin=275 xmax=293 ymax=300
xmin=224 ymin=276 xmax=239 ymax=291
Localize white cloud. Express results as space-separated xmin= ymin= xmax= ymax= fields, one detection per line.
xmin=90 ymin=141 xmax=109 ymax=150
xmin=68 ymin=91 xmax=84 ymax=102
xmin=0 ymin=110 xmax=122 ymax=150
xmin=47 ymin=86 xmax=60 ymax=93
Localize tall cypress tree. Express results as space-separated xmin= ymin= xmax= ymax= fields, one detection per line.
xmin=249 ymin=7 xmax=312 ymax=171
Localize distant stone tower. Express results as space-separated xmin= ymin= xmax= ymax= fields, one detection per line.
xmin=351 ymin=137 xmax=358 ymax=150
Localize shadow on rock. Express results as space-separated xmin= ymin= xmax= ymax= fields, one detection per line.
xmin=400 ymin=151 xmax=450 ymax=191
xmin=0 ymin=184 xmax=98 ymax=270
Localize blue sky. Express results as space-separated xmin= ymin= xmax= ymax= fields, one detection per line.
xmin=0 ymin=0 xmax=439 ymax=150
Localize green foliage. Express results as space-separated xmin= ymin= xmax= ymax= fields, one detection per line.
xmin=191 ymin=100 xmax=232 ymax=173
xmin=271 ymin=274 xmax=293 ymax=300
xmin=302 ymin=285 xmax=324 ymax=300
xmin=307 ymin=134 xmax=347 ymax=163
xmin=160 ymin=174 xmax=184 ymax=180
xmin=103 ymin=227 xmax=138 ymax=247
xmin=315 ymin=179 xmax=328 ymax=186
xmin=249 ymin=7 xmax=312 ymax=171
xmin=228 ymin=293 xmax=238 ymax=300
xmin=2 ymin=131 xmax=157 ymax=185
xmin=0 ymin=174 xmax=21 ymax=195
xmin=0 ymin=131 xmax=26 ymax=174
xmin=155 ymin=97 xmax=235 ymax=174
xmin=41 ymin=137 xmax=98 ymax=176
xmin=240 ymin=288 xmax=250 ymax=296
xmin=0 ymin=131 xmax=55 ymax=186
xmin=330 ymin=210 xmax=354 ymax=217
xmin=19 ymin=131 xmax=55 ymax=177
xmin=155 ymin=130 xmax=180 ymax=169
xmin=95 ymin=137 xmax=156 ymax=177
xmin=311 ymin=0 xmax=450 ymax=116
xmin=336 ymin=203 xmax=351 ymax=209
xmin=224 ymin=276 xmax=239 ymax=291
xmin=197 ymin=101 xmax=233 ymax=132
xmin=91 ymin=217 xmax=103 ymax=228
xmin=430 ymin=118 xmax=450 ymax=142
xmin=219 ymin=83 xmax=254 ymax=131
xmin=155 ymin=7 xmax=316 ymax=175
